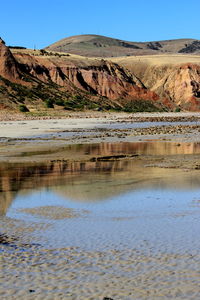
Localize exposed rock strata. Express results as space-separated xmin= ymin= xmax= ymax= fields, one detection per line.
xmin=1 ymin=38 xmax=200 ymax=111
xmin=0 ymin=40 xmax=161 ymax=110
xmin=0 ymin=38 xmax=21 ymax=81
xmin=117 ymin=60 xmax=200 ymax=110
xmin=14 ymin=52 xmax=158 ymax=102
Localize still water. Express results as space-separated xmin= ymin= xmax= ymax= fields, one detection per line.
xmin=0 ymin=141 xmax=200 ymax=255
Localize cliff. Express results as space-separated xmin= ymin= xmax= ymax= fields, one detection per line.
xmin=1 ymin=38 xmax=200 ymax=112
xmin=112 ymin=55 xmax=200 ymax=111
xmin=0 ymin=40 xmax=161 ymax=112
xmin=0 ymin=38 xmax=21 ymax=81
xmin=15 ymin=53 xmax=159 ymax=101
xmin=147 ymin=63 xmax=200 ymax=111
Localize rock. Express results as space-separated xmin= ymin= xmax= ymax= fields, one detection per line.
xmin=1 ymin=37 xmax=200 ymax=111
xmin=121 ymin=61 xmax=200 ymax=111
xmin=0 ymin=39 xmax=20 ymax=80
xmin=14 ymin=53 xmax=160 ymax=103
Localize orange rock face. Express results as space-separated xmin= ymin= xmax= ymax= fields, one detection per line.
xmin=13 ymin=51 xmax=159 ymax=103
xmin=157 ymin=64 xmax=200 ymax=110
xmin=126 ymin=62 xmax=200 ymax=111
xmin=1 ymin=38 xmax=200 ymax=111
xmin=0 ymin=39 xmax=20 ymax=81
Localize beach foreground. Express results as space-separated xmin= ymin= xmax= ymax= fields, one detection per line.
xmin=1 ymin=112 xmax=200 ymax=299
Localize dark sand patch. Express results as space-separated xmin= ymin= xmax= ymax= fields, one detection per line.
xmin=18 ymin=206 xmax=84 ymax=220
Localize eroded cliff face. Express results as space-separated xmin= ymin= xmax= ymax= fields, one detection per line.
xmin=67 ymin=63 xmax=157 ymax=101
xmin=1 ymin=38 xmax=200 ymax=111
xmin=161 ymin=64 xmax=200 ymax=110
xmin=0 ymin=39 xmax=21 ymax=81
xmin=116 ymin=59 xmax=200 ymax=111
xmin=13 ymin=52 xmax=159 ymax=103
xmin=141 ymin=64 xmax=200 ymax=110
xmin=0 ymin=40 xmax=161 ymax=110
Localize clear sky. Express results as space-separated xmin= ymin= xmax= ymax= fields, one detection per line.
xmin=1 ymin=0 xmax=200 ymax=49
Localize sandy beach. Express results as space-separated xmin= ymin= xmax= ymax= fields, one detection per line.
xmin=1 ymin=112 xmax=200 ymax=299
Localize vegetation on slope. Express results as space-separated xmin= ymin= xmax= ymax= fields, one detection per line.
xmin=0 ymin=74 xmax=164 ymax=113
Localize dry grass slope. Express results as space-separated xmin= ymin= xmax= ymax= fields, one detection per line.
xmin=45 ymin=34 xmax=200 ymax=57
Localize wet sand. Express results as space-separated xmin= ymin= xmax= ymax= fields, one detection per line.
xmin=2 ymin=245 xmax=200 ymax=299
xmin=1 ymin=112 xmax=200 ymax=299
xmin=1 ymin=172 xmax=200 ymax=299
xmin=0 ymin=112 xmax=200 ymax=169
xmin=0 ymin=111 xmax=200 ymax=139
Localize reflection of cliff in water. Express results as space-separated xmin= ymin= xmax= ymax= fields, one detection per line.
xmin=18 ymin=141 xmax=200 ymax=160
xmin=0 ymin=160 xmax=138 ymax=215
xmin=0 ymin=157 xmax=200 ymax=216
xmin=1 ymin=141 xmax=200 ymax=216
xmin=69 ymin=141 xmax=200 ymax=157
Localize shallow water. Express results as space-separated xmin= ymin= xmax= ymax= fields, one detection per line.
xmin=10 ymin=140 xmax=200 ymax=159
xmin=0 ymin=141 xmax=200 ymax=255
xmin=105 ymin=120 xmax=200 ymax=129
xmin=22 ymin=120 xmax=200 ymax=139
xmin=1 ymin=141 xmax=200 ymax=299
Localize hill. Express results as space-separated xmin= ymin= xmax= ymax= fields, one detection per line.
xmin=45 ymin=34 xmax=200 ymax=57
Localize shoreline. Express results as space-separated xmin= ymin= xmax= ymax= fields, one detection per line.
xmin=0 ymin=112 xmax=200 ymax=168
xmin=0 ymin=110 xmax=200 ymax=122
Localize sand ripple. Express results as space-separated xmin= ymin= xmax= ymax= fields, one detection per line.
xmin=1 ymin=246 xmax=200 ymax=299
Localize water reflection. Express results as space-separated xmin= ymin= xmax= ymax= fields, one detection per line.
xmin=78 ymin=141 xmax=200 ymax=156
xmin=0 ymin=160 xmax=147 ymax=215
xmin=1 ymin=141 xmax=200 ymax=215
xmin=17 ymin=141 xmax=200 ymax=160
xmin=59 ymin=141 xmax=200 ymax=156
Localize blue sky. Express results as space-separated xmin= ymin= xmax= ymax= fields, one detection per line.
xmin=1 ymin=0 xmax=200 ymax=49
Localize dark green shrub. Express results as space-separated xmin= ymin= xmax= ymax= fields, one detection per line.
xmin=64 ymin=96 xmax=98 ymax=110
xmin=175 ymin=107 xmax=181 ymax=112
xmin=40 ymin=49 xmax=48 ymax=55
xmin=123 ymin=100 xmax=162 ymax=113
xmin=54 ymin=99 xmax=65 ymax=106
xmin=19 ymin=104 xmax=29 ymax=112
xmin=45 ymin=99 xmax=54 ymax=108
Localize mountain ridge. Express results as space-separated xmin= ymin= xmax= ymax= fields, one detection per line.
xmin=45 ymin=34 xmax=200 ymax=57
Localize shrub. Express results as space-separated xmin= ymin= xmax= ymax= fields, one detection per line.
xmin=123 ymin=100 xmax=162 ymax=112
xmin=54 ymin=99 xmax=65 ymax=106
xmin=40 ymin=49 xmax=48 ymax=56
xmin=45 ymin=99 xmax=54 ymax=108
xmin=19 ymin=104 xmax=29 ymax=112
xmin=64 ymin=95 xmax=98 ymax=110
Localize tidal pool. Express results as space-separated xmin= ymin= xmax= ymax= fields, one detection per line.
xmin=0 ymin=141 xmax=200 ymax=254
xmin=1 ymin=141 xmax=200 ymax=299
